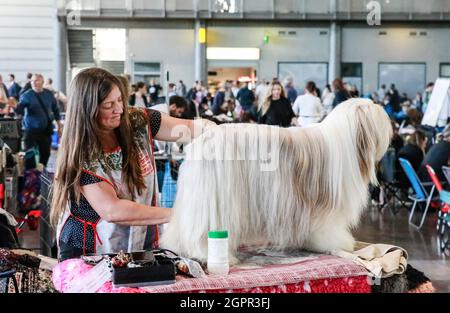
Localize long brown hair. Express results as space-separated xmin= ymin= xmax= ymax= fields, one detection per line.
xmin=259 ymin=81 xmax=286 ymax=116
xmin=50 ymin=68 xmax=145 ymax=226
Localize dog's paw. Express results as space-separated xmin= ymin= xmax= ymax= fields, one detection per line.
xmin=228 ymin=255 xmax=239 ymax=267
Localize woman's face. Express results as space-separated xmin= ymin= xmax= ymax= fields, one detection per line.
xmin=272 ymin=85 xmax=282 ymax=100
xmin=98 ymin=85 xmax=124 ymax=130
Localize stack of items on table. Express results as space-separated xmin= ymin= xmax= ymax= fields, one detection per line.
xmin=0 ymin=248 xmax=57 ymax=293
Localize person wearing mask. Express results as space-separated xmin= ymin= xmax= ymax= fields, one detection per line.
xmin=14 ymin=74 xmax=62 ymax=167
xmin=129 ymin=82 xmax=149 ymax=108
xmin=331 ymin=78 xmax=350 ymax=108
xmin=258 ymin=81 xmax=295 ymax=127
xmin=292 ymin=81 xmax=324 ymax=126
xmin=7 ymin=74 xmax=22 ymax=100
xmin=236 ymin=82 xmax=255 ymax=113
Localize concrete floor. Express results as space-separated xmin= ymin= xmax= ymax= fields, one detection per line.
xmin=354 ymin=206 xmax=450 ymax=292
xmin=18 ymin=202 xmax=450 ymax=292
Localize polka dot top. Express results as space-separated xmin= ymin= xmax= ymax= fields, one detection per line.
xmin=58 ymin=171 xmax=104 ymax=253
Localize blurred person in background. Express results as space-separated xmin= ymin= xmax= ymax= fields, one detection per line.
xmin=20 ymin=72 xmax=33 ymax=96
xmin=292 ymin=81 xmax=324 ymax=126
xmin=258 ymin=81 xmax=295 ymax=127
xmin=236 ymin=82 xmax=255 ymax=113
xmin=421 ymin=82 xmax=434 ymax=114
xmin=15 ymin=74 xmax=62 ymax=167
xmin=7 ymin=73 xmax=21 ymax=100
xmin=321 ymin=84 xmax=335 ymax=114
xmin=129 ymin=82 xmax=148 ymax=108
xmin=284 ymin=79 xmax=298 ymax=105
xmin=332 ymin=78 xmax=350 ymax=108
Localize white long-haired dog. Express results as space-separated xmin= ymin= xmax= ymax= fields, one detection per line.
xmin=161 ymin=98 xmax=392 ymax=263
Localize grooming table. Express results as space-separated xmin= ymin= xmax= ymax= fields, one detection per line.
xmin=53 ymin=253 xmax=374 ymax=293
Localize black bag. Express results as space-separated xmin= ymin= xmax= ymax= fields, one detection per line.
xmin=32 ymin=91 xmax=54 ymax=136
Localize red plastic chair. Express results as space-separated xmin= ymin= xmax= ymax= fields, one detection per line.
xmin=425 ymin=165 xmax=450 ymax=246
xmin=15 ymin=210 xmax=42 ymax=234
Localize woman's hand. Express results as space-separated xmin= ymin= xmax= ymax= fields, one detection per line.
xmin=155 ymin=113 xmax=217 ymax=144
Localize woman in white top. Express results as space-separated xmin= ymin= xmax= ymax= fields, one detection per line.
xmin=321 ymin=84 xmax=335 ymax=115
xmin=292 ymin=81 xmax=324 ymax=127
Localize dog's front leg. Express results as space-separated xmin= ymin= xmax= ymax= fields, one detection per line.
xmin=304 ymin=216 xmax=355 ymax=253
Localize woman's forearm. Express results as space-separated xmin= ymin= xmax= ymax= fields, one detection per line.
xmin=107 ymin=199 xmax=171 ymax=226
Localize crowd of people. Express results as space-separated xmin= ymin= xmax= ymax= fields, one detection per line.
xmin=126 ymin=75 xmax=450 ymax=196
xmin=0 ymin=72 xmax=66 ymax=167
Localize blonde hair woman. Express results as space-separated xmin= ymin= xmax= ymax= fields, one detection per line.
xmin=257 ymin=81 xmax=295 ymax=127
xmin=51 ymin=68 xmax=215 ymax=261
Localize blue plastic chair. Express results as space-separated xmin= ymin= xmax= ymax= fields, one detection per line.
xmin=398 ymin=158 xmax=436 ymax=229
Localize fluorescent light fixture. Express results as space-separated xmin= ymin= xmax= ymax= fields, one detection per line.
xmin=207 ymin=47 xmax=260 ymax=60
xmin=94 ymin=28 xmax=126 ymax=61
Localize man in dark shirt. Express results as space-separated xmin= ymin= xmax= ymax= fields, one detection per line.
xmin=15 ymin=74 xmax=62 ymax=167
xmin=236 ymin=83 xmax=255 ymax=112
xmin=7 ymin=74 xmax=21 ymax=100
xmin=418 ymin=129 xmax=450 ymax=183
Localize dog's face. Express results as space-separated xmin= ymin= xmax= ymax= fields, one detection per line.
xmin=324 ymin=98 xmax=393 ymax=184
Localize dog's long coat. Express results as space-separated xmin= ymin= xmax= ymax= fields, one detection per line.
xmin=161 ymin=99 xmax=392 ymax=263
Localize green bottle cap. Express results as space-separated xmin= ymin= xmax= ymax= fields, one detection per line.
xmin=208 ymin=230 xmax=228 ymax=239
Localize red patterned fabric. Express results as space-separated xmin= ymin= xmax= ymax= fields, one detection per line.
xmin=53 ymin=255 xmax=371 ymax=293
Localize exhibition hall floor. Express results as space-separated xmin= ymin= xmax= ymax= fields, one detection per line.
xmin=355 ymin=207 xmax=450 ymax=292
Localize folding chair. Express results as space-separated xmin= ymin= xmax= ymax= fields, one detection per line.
xmin=426 ymin=165 xmax=450 ymax=251
xmin=378 ymin=148 xmax=409 ymax=214
xmin=398 ymin=158 xmax=436 ymax=229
